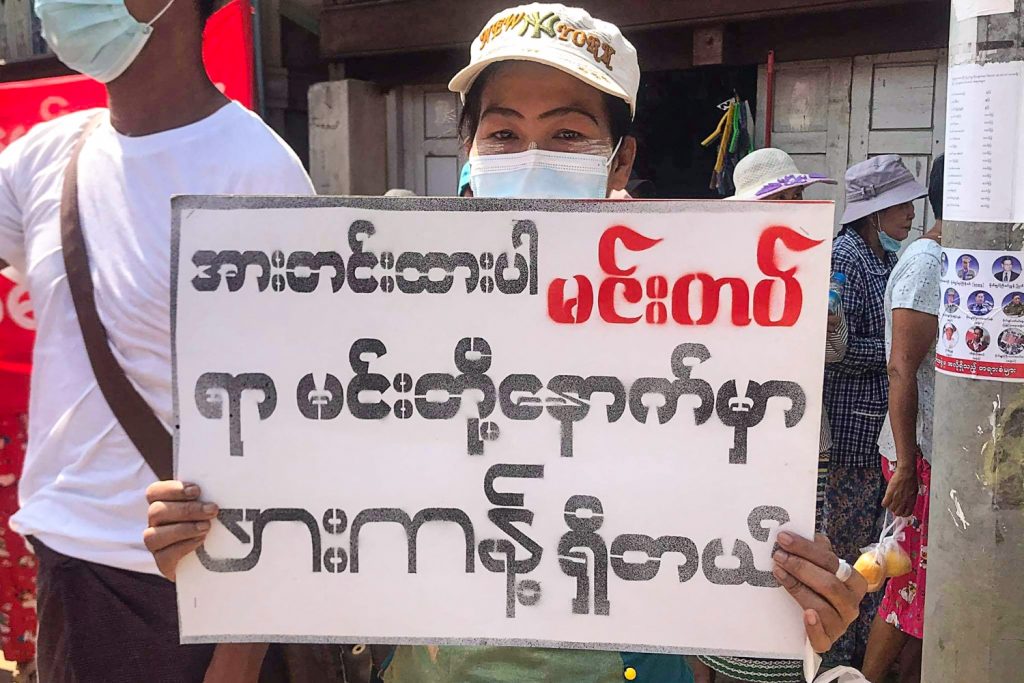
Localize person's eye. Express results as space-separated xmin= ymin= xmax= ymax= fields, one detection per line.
xmin=555 ymin=129 xmax=585 ymax=141
xmin=489 ymin=130 xmax=516 ymax=141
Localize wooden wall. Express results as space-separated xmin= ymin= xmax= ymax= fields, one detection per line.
xmin=337 ymin=0 xmax=949 ymax=87
xmin=0 ymin=0 xmax=44 ymax=61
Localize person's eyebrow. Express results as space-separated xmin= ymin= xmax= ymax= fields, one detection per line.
xmin=538 ymin=106 xmax=600 ymax=125
xmin=481 ymin=106 xmax=524 ymax=119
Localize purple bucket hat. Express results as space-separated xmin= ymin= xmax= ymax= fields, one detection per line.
xmin=840 ymin=155 xmax=927 ymax=224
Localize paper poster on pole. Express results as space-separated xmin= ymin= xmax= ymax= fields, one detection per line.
xmin=938 ymin=247 xmax=1024 ymax=381
xmin=952 ymin=0 xmax=1014 ymax=21
xmin=944 ymin=62 xmax=1024 ymax=223
xmin=171 ymin=197 xmax=833 ymax=659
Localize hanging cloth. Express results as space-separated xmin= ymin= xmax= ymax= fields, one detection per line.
xmin=701 ymin=100 xmax=736 ymax=193
xmin=702 ymin=95 xmax=755 ymax=196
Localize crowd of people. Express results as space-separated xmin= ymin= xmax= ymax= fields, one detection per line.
xmin=0 ymin=1 xmax=954 ymax=682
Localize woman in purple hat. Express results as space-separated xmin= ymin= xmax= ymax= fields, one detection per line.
xmin=821 ymin=155 xmax=926 ymax=669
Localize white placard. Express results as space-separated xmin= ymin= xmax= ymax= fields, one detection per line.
xmin=171 ymin=197 xmax=833 ymax=659
xmin=937 ymin=247 xmax=1024 ymax=381
xmin=944 ymin=62 xmax=1024 ymax=223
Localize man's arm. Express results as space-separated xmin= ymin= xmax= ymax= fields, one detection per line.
xmin=882 ymin=307 xmax=937 ymax=516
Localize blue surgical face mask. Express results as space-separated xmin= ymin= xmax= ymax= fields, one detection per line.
xmin=874 ymin=215 xmax=904 ymax=253
xmin=879 ymin=232 xmax=903 ymax=253
xmin=35 ymin=0 xmax=176 ymax=83
xmin=469 ymin=142 xmax=620 ymax=199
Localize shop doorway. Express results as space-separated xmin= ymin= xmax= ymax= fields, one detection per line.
xmin=630 ymin=65 xmax=758 ymax=199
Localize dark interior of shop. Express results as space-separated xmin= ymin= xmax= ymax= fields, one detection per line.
xmin=630 ymin=65 xmax=758 ymax=200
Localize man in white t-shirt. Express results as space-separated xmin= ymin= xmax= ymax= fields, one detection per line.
xmin=0 ymin=0 xmax=313 ymax=679
xmin=862 ymin=156 xmax=944 ymax=683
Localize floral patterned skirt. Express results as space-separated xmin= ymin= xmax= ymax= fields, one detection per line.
xmin=877 ymin=454 xmax=930 ymax=640
xmin=0 ymin=412 xmax=36 ymax=663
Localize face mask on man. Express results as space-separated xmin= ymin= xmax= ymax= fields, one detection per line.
xmin=35 ymin=0 xmax=176 ymax=83
xmin=469 ymin=141 xmax=621 ymax=199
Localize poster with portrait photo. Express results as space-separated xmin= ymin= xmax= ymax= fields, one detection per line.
xmin=998 ymin=328 xmax=1024 ymax=356
xmin=938 ymin=248 xmax=1024 ymax=381
xmin=954 ymin=253 xmax=980 ymax=281
xmin=941 ymin=322 xmax=959 ymax=351
xmin=993 ymin=255 xmax=1022 ymax=283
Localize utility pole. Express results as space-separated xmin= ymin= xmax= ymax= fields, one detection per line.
xmin=926 ymin=2 xmax=1024 ymax=679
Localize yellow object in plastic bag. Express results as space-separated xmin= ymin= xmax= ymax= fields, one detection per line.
xmin=881 ymin=536 xmax=912 ymax=578
xmin=853 ymin=546 xmax=887 ymax=592
xmin=853 ymin=515 xmax=911 ymax=591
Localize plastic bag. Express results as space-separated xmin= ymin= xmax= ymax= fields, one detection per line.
xmin=853 ymin=543 xmax=887 ymax=592
xmin=812 ymin=666 xmax=871 ymax=682
xmin=853 ymin=515 xmax=910 ymax=592
xmin=804 ymin=643 xmax=871 ymax=682
xmin=880 ymin=534 xmax=912 ymax=578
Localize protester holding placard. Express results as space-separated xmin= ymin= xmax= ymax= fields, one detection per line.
xmin=822 ymin=156 xmax=926 ymax=668
xmin=147 ymin=5 xmax=866 ymax=682
xmin=0 ymin=0 xmax=314 ymax=679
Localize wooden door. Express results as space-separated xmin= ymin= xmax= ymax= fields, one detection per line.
xmin=849 ymin=49 xmax=947 ymax=237
xmin=391 ymin=85 xmax=464 ymax=196
xmin=756 ymin=58 xmax=853 ymax=226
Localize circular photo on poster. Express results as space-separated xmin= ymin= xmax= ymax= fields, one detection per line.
xmin=1002 ymin=292 xmax=1024 ymax=317
xmin=941 ymin=251 xmax=949 ymax=276
xmin=993 ymin=255 xmax=1022 ymax=283
xmin=941 ymin=322 xmax=959 ymax=350
xmin=943 ymin=288 xmax=961 ymax=314
xmin=967 ymin=290 xmax=995 ymax=316
xmin=956 ymin=254 xmax=980 ymax=281
xmin=966 ymin=325 xmax=991 ymax=353
xmin=998 ymin=328 xmax=1024 ymax=356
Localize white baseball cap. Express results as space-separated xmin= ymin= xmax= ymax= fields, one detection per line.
xmin=726 ymin=148 xmax=837 ymax=200
xmin=448 ymin=3 xmax=640 ymax=117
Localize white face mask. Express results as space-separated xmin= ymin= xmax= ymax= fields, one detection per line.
xmin=469 ymin=141 xmax=621 ymax=199
xmin=35 ymin=0 xmax=176 ymax=83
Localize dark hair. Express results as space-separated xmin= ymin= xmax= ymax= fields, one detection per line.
xmin=843 ymin=216 xmax=872 ymax=234
xmin=928 ymin=154 xmax=944 ymax=220
xmin=457 ymin=62 xmax=632 ymax=148
xmin=196 ymin=0 xmax=219 ymax=23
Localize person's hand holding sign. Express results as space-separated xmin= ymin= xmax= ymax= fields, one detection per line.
xmin=144 ymin=481 xmax=218 ymax=580
xmin=772 ymin=531 xmax=867 ymax=652
xmin=146 ymin=481 xmax=866 ymax=651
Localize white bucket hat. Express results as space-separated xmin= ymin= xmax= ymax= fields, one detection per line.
xmin=726 ymin=148 xmax=836 ymax=200
xmin=448 ymin=3 xmax=640 ymax=116
xmin=840 ymin=155 xmax=927 ymax=224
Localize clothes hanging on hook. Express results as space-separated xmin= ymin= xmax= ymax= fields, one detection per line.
xmin=701 ymin=95 xmax=754 ymax=196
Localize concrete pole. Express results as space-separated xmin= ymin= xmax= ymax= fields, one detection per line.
xmin=924 ymin=3 xmax=1024 ymax=679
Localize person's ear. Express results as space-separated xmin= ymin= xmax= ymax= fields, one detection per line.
xmin=607 ymin=136 xmax=637 ymax=194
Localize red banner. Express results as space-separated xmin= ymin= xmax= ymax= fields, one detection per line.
xmin=0 ymin=270 xmax=34 ymax=408
xmin=0 ymin=0 xmax=255 ymax=153
xmin=203 ymin=0 xmax=256 ymax=109
xmin=936 ymin=353 xmax=1024 ymax=381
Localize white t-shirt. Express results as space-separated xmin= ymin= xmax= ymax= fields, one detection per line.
xmin=878 ymin=237 xmax=941 ymax=463
xmin=0 ymin=103 xmax=314 ymax=573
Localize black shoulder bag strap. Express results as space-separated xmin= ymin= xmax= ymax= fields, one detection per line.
xmin=60 ymin=113 xmax=173 ymax=481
